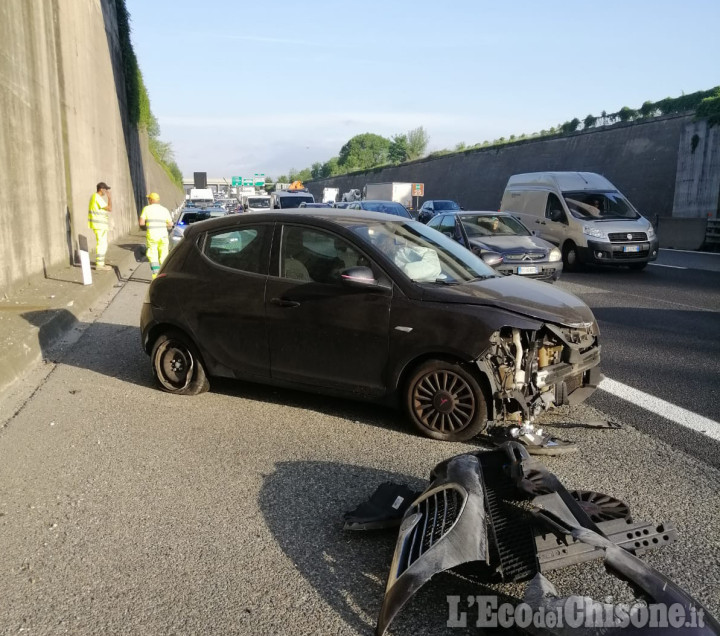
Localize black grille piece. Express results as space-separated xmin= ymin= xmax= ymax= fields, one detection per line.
xmin=400 ymin=487 xmax=463 ymax=573
xmin=608 ymin=231 xmax=648 ymax=242
xmin=479 ymin=451 xmax=539 ymax=582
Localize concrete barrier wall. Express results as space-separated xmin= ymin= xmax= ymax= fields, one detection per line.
xmin=656 ymin=217 xmax=708 ymax=250
xmin=0 ymin=0 xmax=181 ymax=297
xmin=308 ymin=115 xmax=693 ymax=220
xmin=673 ymin=119 xmax=720 ymax=219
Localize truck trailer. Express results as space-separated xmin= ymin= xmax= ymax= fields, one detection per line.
xmin=364 ymin=182 xmax=413 ymax=210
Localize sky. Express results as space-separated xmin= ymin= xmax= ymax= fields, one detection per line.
xmin=125 ymin=0 xmax=720 ymax=180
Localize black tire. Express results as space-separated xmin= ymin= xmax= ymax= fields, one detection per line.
xmin=628 ymin=262 xmax=647 ymax=271
xmin=151 ymin=330 xmax=209 ymax=396
xmin=405 ymin=360 xmax=488 ymax=442
xmin=562 ymin=241 xmax=581 ymax=272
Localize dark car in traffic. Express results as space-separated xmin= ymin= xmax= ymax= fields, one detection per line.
xmin=346 ymin=200 xmax=413 ymax=218
xmin=141 ymin=211 xmax=600 ymax=442
xmin=418 ymin=199 xmax=461 ymax=223
xmin=428 ymin=211 xmax=563 ymax=282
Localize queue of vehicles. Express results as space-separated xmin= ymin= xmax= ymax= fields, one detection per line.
xmin=176 ymin=171 xmax=658 ymax=279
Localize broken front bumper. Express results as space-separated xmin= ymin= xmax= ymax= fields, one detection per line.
xmin=370 ymin=444 xmax=719 ymax=636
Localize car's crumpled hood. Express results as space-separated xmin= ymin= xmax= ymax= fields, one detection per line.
xmin=422 ymin=275 xmax=595 ymax=327
xmin=469 ymin=234 xmax=551 ymax=254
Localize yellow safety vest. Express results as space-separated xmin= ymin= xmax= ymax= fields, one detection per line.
xmin=140 ymin=203 xmax=172 ymax=240
xmin=88 ymin=192 xmax=109 ymax=230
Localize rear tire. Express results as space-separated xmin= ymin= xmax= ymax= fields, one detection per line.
xmin=562 ymin=241 xmax=581 ymax=272
xmin=151 ymin=330 xmax=209 ymax=396
xmin=405 ymin=360 xmax=488 ymax=442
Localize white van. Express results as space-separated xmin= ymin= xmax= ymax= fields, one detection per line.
xmin=499 ymin=172 xmax=658 ymax=271
xmin=242 ymin=193 xmax=271 ymax=213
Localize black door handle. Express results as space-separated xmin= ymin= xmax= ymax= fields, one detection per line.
xmin=270 ymin=297 xmax=300 ymax=308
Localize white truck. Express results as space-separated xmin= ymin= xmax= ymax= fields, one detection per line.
xmin=187 ymin=188 xmax=214 ymax=208
xmin=364 ymin=182 xmax=413 ymax=209
xmin=322 ymin=187 xmax=339 ymax=204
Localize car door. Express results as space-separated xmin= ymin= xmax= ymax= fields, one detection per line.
xmin=185 ymin=223 xmax=272 ymax=379
xmin=538 ymin=192 xmax=569 ymax=246
xmin=265 ymin=223 xmax=392 ymax=394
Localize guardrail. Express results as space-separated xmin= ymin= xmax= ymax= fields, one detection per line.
xmin=706 ymin=218 xmax=720 ymax=250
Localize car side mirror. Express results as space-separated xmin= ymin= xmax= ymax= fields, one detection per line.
xmin=481 ymin=252 xmax=503 ymax=267
xmin=340 ymin=266 xmax=385 ymax=290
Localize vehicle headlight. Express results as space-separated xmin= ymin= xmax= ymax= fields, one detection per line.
xmin=549 ymin=248 xmax=562 ymax=262
xmin=646 ymin=224 xmax=656 ymax=239
xmin=583 ymin=225 xmax=607 ymax=240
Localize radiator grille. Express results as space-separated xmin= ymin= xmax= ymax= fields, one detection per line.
xmin=608 ymin=232 xmax=647 ymax=242
xmin=397 ymin=487 xmax=464 ymax=574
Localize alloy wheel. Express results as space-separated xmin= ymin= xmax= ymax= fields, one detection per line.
xmin=412 ymin=370 xmax=476 ymax=434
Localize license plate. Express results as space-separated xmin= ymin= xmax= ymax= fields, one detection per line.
xmin=623 ymin=245 xmax=641 ymax=253
xmin=517 ymin=266 xmax=539 ymax=275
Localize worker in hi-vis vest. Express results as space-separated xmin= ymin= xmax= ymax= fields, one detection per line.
xmin=88 ymin=182 xmax=112 ymax=270
xmin=139 ymin=192 xmax=173 ymax=279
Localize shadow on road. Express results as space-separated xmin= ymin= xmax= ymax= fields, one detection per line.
xmin=258 ymin=460 xmax=512 ymax=635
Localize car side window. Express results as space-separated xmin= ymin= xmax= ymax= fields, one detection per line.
xmin=438 ymin=215 xmax=456 ymax=237
xmin=204 ymin=227 xmax=268 ymax=274
xmin=427 ymin=215 xmax=442 ymax=229
xmin=545 ymin=193 xmax=566 ymax=222
xmin=281 ymin=226 xmax=369 ymax=284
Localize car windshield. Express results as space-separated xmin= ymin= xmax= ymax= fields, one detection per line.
xmin=345 ymin=220 xmax=496 ymax=283
xmin=361 ymin=202 xmax=412 ymax=218
xmin=248 ymin=198 xmax=270 ymax=208
xmin=279 ymin=196 xmax=314 ymax=208
xmin=460 ymin=214 xmax=530 ymax=237
xmin=434 ymin=200 xmax=460 ymax=211
xmin=562 ymin=191 xmax=640 ymax=221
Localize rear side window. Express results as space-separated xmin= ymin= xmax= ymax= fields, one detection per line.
xmin=204 ymin=226 xmax=268 ymax=274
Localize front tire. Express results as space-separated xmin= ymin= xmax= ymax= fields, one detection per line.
xmin=562 ymin=241 xmax=581 ymax=272
xmin=151 ymin=330 xmax=209 ymax=396
xmin=405 ymin=360 xmax=488 ymax=442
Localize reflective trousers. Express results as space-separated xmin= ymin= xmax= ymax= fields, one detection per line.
xmin=93 ymin=229 xmax=108 ymax=267
xmin=146 ymin=234 xmax=169 ymax=279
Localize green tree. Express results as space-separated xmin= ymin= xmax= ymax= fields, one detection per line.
xmin=560 ymin=118 xmax=580 ymax=134
xmin=455 ymin=142 xmax=467 ymax=151
xmin=406 ymin=126 xmax=429 ymax=160
xmin=311 ymin=162 xmax=324 ymax=179
xmin=322 ymin=157 xmax=341 ymax=177
xmin=338 ymin=133 xmax=391 ymax=171
xmin=583 ymin=114 xmax=597 ymax=129
xmin=263 ymin=176 xmax=274 ymax=194
xmin=618 ymin=106 xmax=636 ymax=122
xmin=388 ymin=134 xmax=409 ymax=163
xmin=639 ymin=101 xmax=656 ymax=118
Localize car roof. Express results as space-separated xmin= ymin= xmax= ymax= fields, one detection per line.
xmin=182 ymin=209 xmax=410 ymax=237
xmin=360 ymin=200 xmax=405 ymax=205
xmin=442 ymin=210 xmax=515 ymax=217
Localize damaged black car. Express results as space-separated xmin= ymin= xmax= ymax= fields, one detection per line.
xmin=140 ymin=211 xmax=601 ymax=442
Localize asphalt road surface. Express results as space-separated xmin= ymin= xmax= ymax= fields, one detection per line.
xmin=0 ymin=257 xmax=718 ymax=635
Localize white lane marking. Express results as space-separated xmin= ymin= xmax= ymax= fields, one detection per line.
xmin=599 ymin=377 xmax=720 ymax=442
xmin=649 ymin=263 xmax=687 ymax=270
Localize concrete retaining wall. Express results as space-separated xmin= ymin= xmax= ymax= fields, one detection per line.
xmin=308 ymin=114 xmax=717 ymax=226
xmin=673 ymin=119 xmax=720 ymax=219
xmin=0 ymin=0 xmax=181 ymax=298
